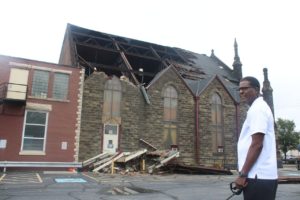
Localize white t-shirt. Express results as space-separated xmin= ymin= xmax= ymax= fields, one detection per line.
xmin=238 ymin=97 xmax=278 ymax=179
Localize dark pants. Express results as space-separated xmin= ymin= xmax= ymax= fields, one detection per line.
xmin=243 ymin=178 xmax=278 ymax=200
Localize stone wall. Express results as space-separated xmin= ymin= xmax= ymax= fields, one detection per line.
xmin=145 ymin=68 xmax=195 ymax=164
xmin=79 ymin=72 xmax=106 ymax=161
xmin=79 ymin=70 xmax=243 ymax=168
xmin=198 ymin=78 xmax=238 ymax=168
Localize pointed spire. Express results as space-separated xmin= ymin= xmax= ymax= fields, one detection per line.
xmin=210 ymin=49 xmax=215 ymax=57
xmin=262 ymin=68 xmax=274 ymax=116
xmin=233 ymin=38 xmax=242 ymax=65
xmin=232 ymin=38 xmax=242 ymax=80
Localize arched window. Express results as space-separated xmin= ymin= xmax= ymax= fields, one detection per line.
xmin=211 ymin=92 xmax=224 ymax=153
xmin=103 ymin=77 xmax=121 ymax=119
xmin=163 ymin=85 xmax=178 ymax=149
xmin=163 ymin=86 xmax=178 ymax=121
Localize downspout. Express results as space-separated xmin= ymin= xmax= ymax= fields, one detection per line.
xmin=195 ymin=96 xmax=200 ymax=164
xmin=235 ymin=102 xmax=240 ymax=167
xmin=235 ymin=103 xmax=240 ymax=141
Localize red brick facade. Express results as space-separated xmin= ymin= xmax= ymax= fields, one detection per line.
xmin=0 ymin=55 xmax=84 ymax=164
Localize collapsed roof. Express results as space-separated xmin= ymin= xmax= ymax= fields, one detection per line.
xmin=59 ymin=24 xmax=241 ymax=101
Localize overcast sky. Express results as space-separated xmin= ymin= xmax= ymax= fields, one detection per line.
xmin=1 ymin=0 xmax=299 ymax=130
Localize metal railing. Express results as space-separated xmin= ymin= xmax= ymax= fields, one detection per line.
xmin=0 ymin=161 xmax=82 ymax=172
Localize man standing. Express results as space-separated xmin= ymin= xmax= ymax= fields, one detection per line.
xmin=235 ymin=76 xmax=278 ymax=200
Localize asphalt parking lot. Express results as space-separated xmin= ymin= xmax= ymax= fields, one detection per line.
xmin=0 ymin=165 xmax=299 ymax=200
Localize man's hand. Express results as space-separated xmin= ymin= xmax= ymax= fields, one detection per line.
xmin=234 ymin=176 xmax=248 ymax=189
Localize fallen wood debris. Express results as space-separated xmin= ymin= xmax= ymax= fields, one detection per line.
xmin=139 ymin=139 xmax=157 ymax=151
xmin=161 ymin=163 xmax=233 ymax=175
xmin=278 ymin=176 xmax=300 ymax=184
xmin=81 ymin=149 xmax=179 ymax=174
xmin=93 ymin=152 xmax=124 ymax=173
xmin=81 ymin=148 xmax=233 ymax=176
xmin=116 ymin=149 xmax=147 ymax=163
xmin=93 ymin=153 xmax=117 ymax=168
xmin=82 ymin=152 xmax=110 ymax=167
xmin=147 ymin=150 xmax=180 ymax=174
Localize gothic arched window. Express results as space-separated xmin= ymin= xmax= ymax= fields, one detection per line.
xmin=163 ymin=85 xmax=178 ymax=121
xmin=211 ymin=92 xmax=224 ymax=153
xmin=163 ymin=85 xmax=178 ymax=149
xmin=103 ymin=77 xmax=121 ymax=119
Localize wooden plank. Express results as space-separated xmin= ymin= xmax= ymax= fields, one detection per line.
xmin=82 ymin=152 xmax=110 ymax=167
xmin=155 ymin=151 xmax=180 ymax=169
xmin=139 ymin=138 xmax=157 ymax=150
xmin=116 ymin=149 xmax=147 ymax=163
xmin=93 ymin=152 xmax=124 ymax=172
xmin=93 ymin=156 xmax=115 ymax=167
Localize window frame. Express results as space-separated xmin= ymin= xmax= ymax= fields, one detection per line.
xmin=20 ymin=110 xmax=49 ymax=154
xmin=211 ymin=92 xmax=224 ymax=153
xmin=52 ymin=72 xmax=70 ymax=100
xmin=103 ymin=77 xmax=122 ymax=119
xmin=31 ymin=70 xmax=50 ymax=98
xmin=163 ymin=85 xmax=178 ymax=122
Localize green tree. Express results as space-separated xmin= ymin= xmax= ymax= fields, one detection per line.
xmin=276 ymin=118 xmax=300 ymax=160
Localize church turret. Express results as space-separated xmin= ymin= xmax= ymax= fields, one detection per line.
xmin=233 ymin=39 xmax=243 ymax=80
xmin=262 ymin=68 xmax=274 ymax=116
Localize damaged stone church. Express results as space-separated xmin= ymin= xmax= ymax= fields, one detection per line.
xmin=59 ymin=24 xmax=274 ymax=168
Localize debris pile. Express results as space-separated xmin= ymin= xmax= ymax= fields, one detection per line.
xmin=81 ymin=148 xmax=232 ymax=175
xmin=81 ymin=149 xmax=180 ymax=175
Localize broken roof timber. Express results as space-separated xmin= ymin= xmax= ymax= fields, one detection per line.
xmin=116 ymin=149 xmax=147 ymax=163
xmin=139 ymin=138 xmax=157 ymax=150
xmin=92 ymin=152 xmax=124 ymax=173
xmin=82 ymin=152 xmax=110 ymax=167
xmin=155 ymin=151 xmax=180 ymax=169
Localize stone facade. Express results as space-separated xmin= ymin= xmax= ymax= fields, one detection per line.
xmin=79 ymin=67 xmax=196 ymax=164
xmin=197 ymin=78 xmax=238 ymax=167
xmin=144 ymin=67 xmax=195 ymax=164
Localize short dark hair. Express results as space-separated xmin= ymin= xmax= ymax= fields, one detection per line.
xmin=240 ymin=76 xmax=260 ymax=90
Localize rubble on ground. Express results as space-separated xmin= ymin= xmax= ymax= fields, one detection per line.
xmin=81 ymin=148 xmax=232 ymax=175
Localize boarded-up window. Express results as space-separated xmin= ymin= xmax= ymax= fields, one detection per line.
xmin=163 ymin=86 xmax=177 ymax=121
xmin=211 ymin=93 xmax=223 ymax=153
xmin=32 ymin=70 xmax=49 ymax=98
xmin=103 ymin=77 xmax=121 ymax=119
xmin=53 ymin=73 xmax=69 ymax=100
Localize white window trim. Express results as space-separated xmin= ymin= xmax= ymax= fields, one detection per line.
xmin=20 ymin=110 xmax=49 ymax=155
xmin=9 ymin=62 xmax=72 ymax=74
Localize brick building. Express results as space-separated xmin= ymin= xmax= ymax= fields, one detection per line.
xmin=0 ymin=55 xmax=84 ymax=169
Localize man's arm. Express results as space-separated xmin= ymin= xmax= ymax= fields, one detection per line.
xmin=235 ymin=133 xmax=264 ymax=188
xmin=241 ymin=133 xmax=264 ymax=174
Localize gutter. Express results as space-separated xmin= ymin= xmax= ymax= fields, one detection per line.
xmin=195 ymin=96 xmax=200 ymax=164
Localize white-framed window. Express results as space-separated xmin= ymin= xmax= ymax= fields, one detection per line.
xmin=52 ymin=72 xmax=69 ymax=100
xmin=21 ymin=110 xmax=48 ymax=152
xmin=32 ymin=70 xmax=49 ymax=98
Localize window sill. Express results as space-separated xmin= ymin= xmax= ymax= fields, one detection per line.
xmin=212 ymin=152 xmax=224 ymax=156
xmin=28 ymin=96 xmax=70 ymax=102
xmin=19 ymin=151 xmax=46 ymax=156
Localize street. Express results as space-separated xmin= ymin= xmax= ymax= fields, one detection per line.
xmin=0 ymin=165 xmax=299 ymax=200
